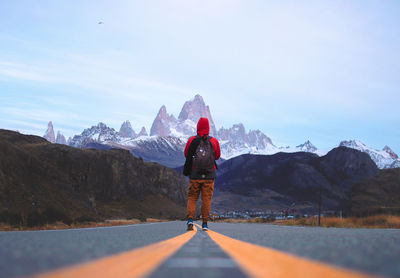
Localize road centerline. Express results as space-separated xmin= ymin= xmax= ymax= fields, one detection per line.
xmin=204 ymin=225 xmax=375 ymax=278
xmin=32 ymin=225 xmax=197 ymax=278
xmin=149 ymin=223 xmax=247 ymax=278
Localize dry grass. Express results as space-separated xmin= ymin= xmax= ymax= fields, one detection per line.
xmin=215 ymin=217 xmax=275 ymax=224
xmin=283 ymin=215 xmax=400 ymax=229
xmin=215 ymin=215 xmax=400 ymax=229
xmin=0 ymin=218 xmax=169 ymax=231
xmin=215 ymin=218 xmax=249 ymax=223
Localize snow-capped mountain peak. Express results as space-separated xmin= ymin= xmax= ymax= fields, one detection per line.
xmin=149 ymin=95 xmax=218 ymax=138
xmin=177 ymin=94 xmax=217 ymax=136
xmin=383 ymin=145 xmax=399 ymax=160
xmin=217 ymin=124 xmax=277 ymax=160
xmin=339 ymin=140 xmax=399 ymax=169
xmin=69 ymin=122 xmax=121 ymax=147
xmin=48 ymin=95 xmax=399 ymax=169
xmin=296 ymin=140 xmax=317 ymax=153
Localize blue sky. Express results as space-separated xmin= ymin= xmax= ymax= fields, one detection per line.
xmin=0 ymin=0 xmax=399 ymax=153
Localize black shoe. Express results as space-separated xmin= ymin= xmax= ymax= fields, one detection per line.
xmin=187 ymin=219 xmax=194 ymax=231
xmin=202 ymin=222 xmax=209 ymax=231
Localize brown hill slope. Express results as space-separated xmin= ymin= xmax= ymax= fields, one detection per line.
xmin=0 ymin=129 xmax=187 ymax=227
xmin=351 ymin=168 xmax=400 ymax=216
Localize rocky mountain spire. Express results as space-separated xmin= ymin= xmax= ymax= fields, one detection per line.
xmin=43 ymin=121 xmax=55 ymax=143
xmin=119 ymin=120 xmax=136 ymax=138
xmin=150 ymin=105 xmax=177 ymax=136
xmin=138 ymin=126 xmax=148 ymax=137
xmin=178 ymin=94 xmax=217 ymax=136
xmin=56 ymin=131 xmax=67 ymax=145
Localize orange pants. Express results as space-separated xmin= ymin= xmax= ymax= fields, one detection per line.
xmin=187 ymin=179 xmax=214 ymax=222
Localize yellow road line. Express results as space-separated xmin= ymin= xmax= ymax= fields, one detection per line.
xmin=33 ymin=225 xmax=197 ymax=278
xmin=199 ymin=224 xmax=374 ymax=278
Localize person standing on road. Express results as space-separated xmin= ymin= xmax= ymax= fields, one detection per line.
xmin=183 ymin=117 xmax=220 ymax=231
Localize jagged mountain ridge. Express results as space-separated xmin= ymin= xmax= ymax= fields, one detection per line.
xmin=147 ymin=94 xmax=297 ymax=159
xmin=296 ymin=140 xmax=317 ymax=153
xmin=64 ymin=95 xmax=284 ymax=166
xmin=150 ymin=95 xmax=217 ymax=137
xmin=44 ymin=95 xmax=398 ymax=169
xmin=339 ymin=140 xmax=400 ymax=169
xmin=68 ymin=122 xmax=186 ymax=168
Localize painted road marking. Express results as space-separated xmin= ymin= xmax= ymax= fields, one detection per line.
xmin=165 ymin=257 xmax=237 ymax=268
xmin=148 ymin=224 xmax=246 ymax=278
xmin=201 ymin=224 xmax=374 ymax=278
xmin=33 ymin=225 xmax=197 ymax=278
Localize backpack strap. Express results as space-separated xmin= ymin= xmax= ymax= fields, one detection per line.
xmin=190 ymin=136 xmax=202 ymax=154
xmin=183 ymin=136 xmax=201 ymax=176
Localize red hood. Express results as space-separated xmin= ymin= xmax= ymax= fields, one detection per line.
xmin=197 ymin=117 xmax=209 ymax=137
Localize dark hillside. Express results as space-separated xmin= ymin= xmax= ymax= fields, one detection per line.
xmin=214 ymin=148 xmax=379 ymax=213
xmin=0 ymin=129 xmax=187 ymax=227
xmin=351 ymin=168 xmax=400 ymax=216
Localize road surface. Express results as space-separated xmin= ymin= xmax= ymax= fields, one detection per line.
xmin=0 ymin=221 xmax=399 ymax=278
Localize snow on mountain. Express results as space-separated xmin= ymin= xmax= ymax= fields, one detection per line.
xmin=339 ymin=140 xmax=400 ymax=169
xmin=69 ymin=122 xmax=122 ymax=147
xmin=178 ymin=94 xmax=217 ymax=136
xmin=102 ymin=134 xmax=186 ymax=168
xmin=63 ymin=95 xmax=327 ymax=164
xmin=52 ymin=94 xmax=399 ymax=169
xmin=276 ymin=140 xmax=326 ymax=157
xmin=66 ymin=121 xmax=185 ymax=167
xmin=217 ymin=123 xmax=278 ymax=159
xmin=150 ymin=95 xmax=217 ymax=138
xmin=294 ymin=140 xmax=326 ymax=156
xmin=296 ymin=140 xmax=317 ymax=153
xmin=383 ymin=146 xmax=399 ymax=160
xmin=390 ymin=160 xmax=400 ymax=168
xmin=120 ymin=135 xmax=185 ymax=151
xmin=124 ymin=136 xmax=186 ymax=168
xmin=148 ymin=96 xmax=278 ymax=159
xmin=56 ymin=131 xmax=67 ymax=145
xmin=43 ymin=121 xmax=55 ymax=143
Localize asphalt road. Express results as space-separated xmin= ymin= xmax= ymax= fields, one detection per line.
xmin=0 ymin=221 xmax=399 ymax=278
xmin=0 ymin=222 xmax=183 ymax=278
xmin=210 ymin=222 xmax=400 ymax=278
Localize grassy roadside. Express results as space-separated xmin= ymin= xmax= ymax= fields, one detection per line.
xmin=216 ymin=215 xmax=400 ymax=229
xmin=0 ymin=218 xmax=169 ymax=231
xmin=284 ymin=215 xmax=400 ymax=229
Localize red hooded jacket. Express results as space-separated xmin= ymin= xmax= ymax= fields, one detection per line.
xmin=184 ymin=118 xmax=221 ymax=168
